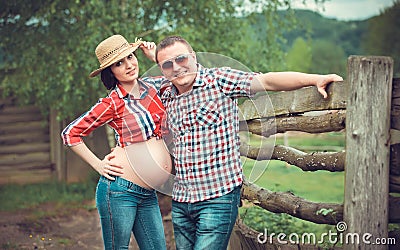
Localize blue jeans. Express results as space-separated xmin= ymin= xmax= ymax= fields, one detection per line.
xmin=96 ymin=176 xmax=166 ymax=250
xmin=172 ymin=186 xmax=241 ymax=250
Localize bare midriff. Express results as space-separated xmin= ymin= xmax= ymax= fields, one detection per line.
xmin=109 ymin=137 xmax=172 ymax=190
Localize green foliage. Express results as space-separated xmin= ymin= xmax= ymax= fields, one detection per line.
xmin=0 ymin=0 xmax=327 ymax=119
xmin=286 ymin=37 xmax=312 ymax=72
xmin=310 ymin=39 xmax=346 ymax=76
xmin=282 ymin=9 xmax=367 ymax=56
xmin=362 ymin=0 xmax=400 ymax=76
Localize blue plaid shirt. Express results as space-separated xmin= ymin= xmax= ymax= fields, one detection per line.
xmin=160 ymin=65 xmax=258 ymax=202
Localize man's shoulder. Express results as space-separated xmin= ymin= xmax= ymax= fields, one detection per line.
xmin=160 ymin=81 xmax=173 ymax=99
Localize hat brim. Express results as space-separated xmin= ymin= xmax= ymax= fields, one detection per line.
xmin=89 ymin=42 xmax=141 ymax=78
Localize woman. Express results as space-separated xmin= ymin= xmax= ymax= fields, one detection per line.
xmin=61 ymin=34 xmax=172 ymax=249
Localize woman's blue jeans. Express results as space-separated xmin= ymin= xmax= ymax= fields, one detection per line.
xmin=96 ymin=176 xmax=166 ymax=250
xmin=172 ymin=185 xmax=241 ymax=250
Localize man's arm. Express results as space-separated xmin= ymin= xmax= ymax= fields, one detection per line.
xmin=250 ymin=72 xmax=343 ymax=98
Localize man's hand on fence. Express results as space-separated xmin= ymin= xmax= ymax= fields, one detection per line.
xmin=316 ymin=74 xmax=343 ymax=99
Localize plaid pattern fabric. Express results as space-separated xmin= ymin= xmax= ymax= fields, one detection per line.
xmin=62 ymin=80 xmax=165 ymax=147
xmin=161 ymin=65 xmax=258 ymax=203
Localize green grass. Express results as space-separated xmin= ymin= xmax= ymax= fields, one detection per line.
xmin=0 ymin=179 xmax=97 ymax=212
xmin=239 ymin=132 xmax=345 ymax=246
xmin=242 ymin=131 xmax=345 ymax=203
xmin=243 ymin=159 xmax=344 ymax=203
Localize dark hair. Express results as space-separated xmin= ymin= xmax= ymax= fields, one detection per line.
xmin=100 ymin=66 xmax=118 ymax=90
xmin=155 ymin=36 xmax=194 ymax=63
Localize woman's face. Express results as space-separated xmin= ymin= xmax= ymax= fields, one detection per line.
xmin=111 ymin=52 xmax=139 ymax=84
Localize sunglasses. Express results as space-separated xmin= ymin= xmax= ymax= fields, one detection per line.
xmin=160 ymin=54 xmax=191 ymax=70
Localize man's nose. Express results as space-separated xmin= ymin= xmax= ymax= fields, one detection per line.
xmin=172 ymin=60 xmax=181 ymax=71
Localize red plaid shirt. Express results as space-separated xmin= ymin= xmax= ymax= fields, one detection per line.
xmin=160 ymin=65 xmax=258 ymax=202
xmin=62 ymin=80 xmax=165 ymax=147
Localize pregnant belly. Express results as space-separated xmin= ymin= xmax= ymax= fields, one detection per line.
xmin=111 ymin=138 xmax=173 ymax=189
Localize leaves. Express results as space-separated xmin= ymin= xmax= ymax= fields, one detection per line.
xmin=316 ymin=208 xmax=334 ymax=216
xmin=0 ymin=0 xmax=324 ymax=119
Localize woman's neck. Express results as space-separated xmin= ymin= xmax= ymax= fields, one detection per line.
xmin=119 ymin=79 xmax=139 ymax=95
xmin=122 ymin=80 xmax=141 ymax=98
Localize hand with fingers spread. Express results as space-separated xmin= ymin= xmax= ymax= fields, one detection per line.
xmin=96 ymin=156 xmax=123 ymax=180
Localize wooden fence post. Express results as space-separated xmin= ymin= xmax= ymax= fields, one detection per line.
xmin=49 ymin=109 xmax=66 ymax=181
xmin=344 ymin=56 xmax=393 ymax=249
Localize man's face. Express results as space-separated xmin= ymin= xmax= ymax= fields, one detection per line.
xmin=157 ymin=42 xmax=198 ymax=94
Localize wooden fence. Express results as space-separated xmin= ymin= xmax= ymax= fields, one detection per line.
xmin=0 ymin=97 xmax=53 ymax=184
xmin=229 ymin=56 xmax=400 ymax=250
xmin=1 ymin=56 xmax=399 ymax=248
xmin=0 ymin=100 xmax=110 ymax=184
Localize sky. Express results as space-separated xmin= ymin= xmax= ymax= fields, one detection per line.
xmin=291 ymin=0 xmax=396 ymax=21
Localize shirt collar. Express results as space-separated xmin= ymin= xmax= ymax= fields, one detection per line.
xmin=115 ymin=80 xmax=149 ymax=99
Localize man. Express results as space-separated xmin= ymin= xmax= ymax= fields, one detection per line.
xmin=154 ymin=36 xmax=343 ymax=250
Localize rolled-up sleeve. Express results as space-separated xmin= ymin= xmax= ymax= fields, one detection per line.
xmin=61 ymin=97 xmax=114 ymax=146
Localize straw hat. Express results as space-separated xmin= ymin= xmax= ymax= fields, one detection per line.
xmin=89 ymin=35 xmax=143 ymax=77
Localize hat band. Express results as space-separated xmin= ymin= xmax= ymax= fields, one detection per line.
xmin=99 ymin=42 xmax=129 ymax=64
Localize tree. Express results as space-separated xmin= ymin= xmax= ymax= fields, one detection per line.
xmin=310 ymin=39 xmax=346 ymax=76
xmin=362 ymin=0 xmax=400 ymax=76
xmin=0 ymin=0 xmax=326 ymax=119
xmin=285 ymin=37 xmax=312 ymax=72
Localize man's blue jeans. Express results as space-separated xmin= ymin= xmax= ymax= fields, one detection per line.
xmin=96 ymin=176 xmax=166 ymax=250
xmin=172 ymin=185 xmax=241 ymax=250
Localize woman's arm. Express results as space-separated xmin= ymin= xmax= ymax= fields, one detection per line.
xmin=70 ymin=143 xmax=123 ymax=180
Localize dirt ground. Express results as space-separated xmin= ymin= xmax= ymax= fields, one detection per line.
xmin=0 ymin=194 xmax=175 ymax=250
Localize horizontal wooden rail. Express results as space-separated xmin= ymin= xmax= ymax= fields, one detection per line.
xmin=240 ymin=143 xmax=345 ymax=172
xmin=242 ymin=180 xmax=400 ymax=225
xmin=241 ymin=179 xmax=343 ymax=225
xmin=239 ymin=81 xmax=347 ymax=120
xmin=240 ymin=110 xmax=346 ymax=137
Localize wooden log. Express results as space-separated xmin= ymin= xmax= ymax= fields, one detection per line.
xmin=344 ymin=56 xmax=393 ymax=250
xmin=240 ymin=143 xmax=345 ymax=172
xmin=0 ymin=142 xmax=49 ymax=154
xmin=0 ymin=168 xmax=53 ymax=185
xmin=0 ymin=131 xmax=49 ymax=145
xmin=50 ymin=109 xmax=66 ymax=181
xmin=389 ymin=175 xmax=400 ymax=194
xmin=0 ymin=112 xmax=44 ymax=124
xmin=240 ymin=110 xmax=346 ymax=137
xmin=389 ymin=196 xmax=400 ymax=223
xmin=391 ymin=78 xmax=400 ymax=130
xmin=241 ymin=180 xmax=343 ymax=225
xmin=0 ymin=152 xmax=50 ymax=165
xmin=0 ymin=162 xmax=54 ymax=171
xmin=239 ymin=81 xmax=347 ymax=120
xmin=391 ymin=143 xmax=400 ymax=176
xmin=0 ymin=120 xmax=47 ymax=134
